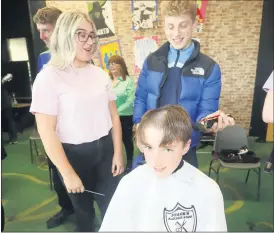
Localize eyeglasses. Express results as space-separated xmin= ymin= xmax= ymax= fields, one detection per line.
xmin=75 ymin=31 xmax=99 ymax=44
xmin=109 ymin=62 xmax=117 ymax=67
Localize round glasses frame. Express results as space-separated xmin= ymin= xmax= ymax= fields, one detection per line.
xmin=75 ymin=32 xmax=99 ymax=45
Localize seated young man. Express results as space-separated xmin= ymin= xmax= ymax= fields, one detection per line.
xmin=100 ymin=105 xmax=227 ymax=232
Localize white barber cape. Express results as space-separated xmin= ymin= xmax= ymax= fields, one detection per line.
xmin=100 ymin=162 xmax=227 ymax=232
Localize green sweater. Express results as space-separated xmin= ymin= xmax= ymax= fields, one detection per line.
xmin=113 ymin=76 xmax=136 ymax=116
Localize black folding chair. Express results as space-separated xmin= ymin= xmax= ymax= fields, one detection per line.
xmin=208 ymin=125 xmax=261 ymax=201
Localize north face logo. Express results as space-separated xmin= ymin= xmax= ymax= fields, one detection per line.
xmin=191 ymin=67 xmax=205 ymax=76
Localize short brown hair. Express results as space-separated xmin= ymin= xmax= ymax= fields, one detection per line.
xmin=33 ymin=7 xmax=62 ymax=25
xmin=108 ymin=55 xmax=129 ymax=81
xmin=161 ymin=0 xmax=197 ymax=22
xmin=136 ymin=105 xmax=192 ymax=147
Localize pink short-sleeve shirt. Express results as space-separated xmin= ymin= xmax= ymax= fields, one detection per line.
xmin=30 ymin=64 xmax=116 ymax=144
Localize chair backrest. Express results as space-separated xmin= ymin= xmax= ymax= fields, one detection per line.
xmin=214 ymin=125 xmax=248 ymax=153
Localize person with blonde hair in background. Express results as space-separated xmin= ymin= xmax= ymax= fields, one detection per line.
xmin=108 ymin=55 xmax=136 ymax=172
xmin=30 ymin=11 xmax=124 ymax=231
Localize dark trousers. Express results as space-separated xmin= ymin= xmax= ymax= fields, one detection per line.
xmin=183 ymin=147 xmax=198 ymax=168
xmin=1 ymin=204 xmax=5 ymax=232
xmin=1 ymin=107 xmax=17 ymax=141
xmin=268 ymin=148 xmax=274 ymax=164
xmin=48 ymin=159 xmax=74 ymax=211
xmin=1 ymin=137 xmax=7 ymax=160
xmin=120 ymin=115 xmax=134 ymax=163
xmin=60 ymin=131 xmax=121 ymax=232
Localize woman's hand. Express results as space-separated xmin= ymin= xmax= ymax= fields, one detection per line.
xmin=63 ymin=172 xmax=85 ymax=194
xmin=112 ymin=154 xmax=125 ymax=177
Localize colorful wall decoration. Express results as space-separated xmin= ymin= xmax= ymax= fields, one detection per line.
xmin=196 ymin=0 xmax=208 ymax=32
xmin=87 ymin=1 xmax=116 ymax=38
xmin=99 ymin=40 xmax=122 ymax=72
xmin=133 ymin=36 xmax=158 ymax=75
xmin=131 ymin=0 xmax=158 ymax=30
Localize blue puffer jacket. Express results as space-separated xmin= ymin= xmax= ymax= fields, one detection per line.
xmin=38 ymin=50 xmax=51 ymax=72
xmin=133 ymin=40 xmax=221 ymax=148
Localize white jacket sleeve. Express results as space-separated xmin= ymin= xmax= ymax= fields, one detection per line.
xmin=99 ymin=176 xmax=133 ymax=231
xmin=203 ymin=182 xmax=227 ymax=231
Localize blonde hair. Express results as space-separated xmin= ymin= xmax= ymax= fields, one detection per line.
xmin=161 ymin=0 xmax=197 ymax=22
xmin=48 ymin=11 xmax=96 ymax=69
xmin=136 ymin=105 xmax=192 ymax=147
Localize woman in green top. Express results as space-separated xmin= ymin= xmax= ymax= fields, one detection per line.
xmin=108 ymin=55 xmax=136 ymax=171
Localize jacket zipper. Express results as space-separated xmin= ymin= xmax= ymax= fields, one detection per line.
xmin=156 ymin=49 xmax=197 ymax=108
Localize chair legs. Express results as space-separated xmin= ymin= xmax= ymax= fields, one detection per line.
xmin=29 ymin=139 xmax=34 ymax=164
xmin=29 ymin=139 xmax=40 ymax=164
xmin=256 ymin=167 xmax=261 ymax=201
xmin=208 ymin=161 xmax=261 ymax=201
xmin=245 ymin=169 xmax=250 ymax=183
xmin=245 ymin=168 xmax=261 ymax=201
xmin=216 ymin=164 xmax=221 ymax=184
xmin=30 ymin=139 xmax=53 ymax=191
xmin=208 ymin=160 xmax=221 ymax=184
xmin=33 ymin=141 xmax=39 ymax=161
xmin=208 ymin=160 xmax=214 ymax=177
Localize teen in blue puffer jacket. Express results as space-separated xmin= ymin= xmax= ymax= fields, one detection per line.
xmin=134 ymin=0 xmax=234 ymax=168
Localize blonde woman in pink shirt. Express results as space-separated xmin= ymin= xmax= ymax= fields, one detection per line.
xmin=30 ymin=11 xmax=124 ymax=232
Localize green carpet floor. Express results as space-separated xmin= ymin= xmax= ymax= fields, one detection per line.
xmin=1 ymin=128 xmax=273 ymax=232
